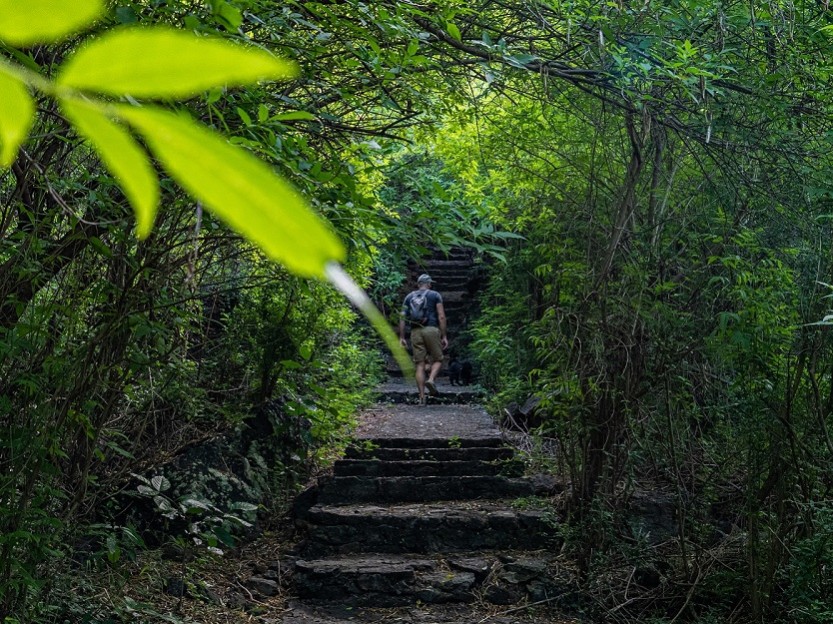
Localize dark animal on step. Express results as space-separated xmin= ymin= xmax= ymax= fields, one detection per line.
xmin=447 ymin=359 xmax=462 ymax=385
xmin=448 ymin=359 xmax=473 ymax=385
xmin=461 ymin=361 xmax=473 ymax=385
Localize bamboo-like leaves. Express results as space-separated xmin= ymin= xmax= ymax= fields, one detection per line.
xmin=57 ymin=28 xmax=298 ymax=98
xmin=118 ymin=105 xmax=344 ymax=277
xmin=0 ymin=67 xmax=34 ymax=166
xmin=0 ymin=15 xmax=349 ymax=284
xmin=0 ymin=0 xmax=104 ymax=45
xmin=60 ymin=98 xmax=159 ymax=238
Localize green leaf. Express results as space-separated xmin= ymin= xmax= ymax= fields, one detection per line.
xmin=60 ymin=97 xmax=159 ymax=238
xmin=272 ymin=111 xmax=317 ymax=122
xmin=151 ymin=475 xmax=170 ymax=492
xmin=0 ymin=0 xmax=104 ymax=45
xmin=447 ymin=22 xmax=462 ymax=41
xmin=57 ymin=27 xmax=298 ymax=98
xmin=213 ymin=525 xmax=235 ymax=548
xmin=214 ymin=0 xmax=243 ymax=30
xmin=118 ymin=105 xmax=345 ymax=277
xmin=236 ymin=106 xmax=252 ymax=126
xmin=0 ymin=67 xmax=34 ymax=167
xmin=115 ymin=7 xmax=139 ymax=25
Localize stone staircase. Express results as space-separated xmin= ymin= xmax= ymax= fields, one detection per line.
xmin=288 ymin=405 xmax=571 ymax=614
xmin=407 ymin=247 xmax=481 ymax=339
xmin=385 ymin=246 xmax=484 ymax=380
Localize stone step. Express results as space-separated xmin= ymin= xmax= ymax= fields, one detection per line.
xmin=293 ymin=552 xmax=568 ymax=608
xmin=428 ymin=270 xmax=472 ymax=281
xmin=375 ymin=387 xmax=481 ymax=403
xmin=333 ymin=458 xmax=524 ymax=478
xmin=434 ymin=275 xmax=471 ymax=287
xmin=343 ymin=445 xmax=514 ymax=462
xmin=355 ymin=436 xmax=504 ymax=449
xmin=301 ymin=500 xmax=561 ymax=557
xmin=293 ymin=554 xmax=472 ymax=606
xmin=421 ymin=259 xmax=475 ymax=268
xmin=317 ymin=474 xmax=560 ymax=505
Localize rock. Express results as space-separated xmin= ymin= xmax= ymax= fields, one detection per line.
xmin=193 ymin=583 xmax=223 ymax=605
xmin=448 ymin=557 xmax=493 ymax=581
xmin=437 ymin=572 xmax=476 ymax=596
xmin=415 ymin=586 xmax=448 ymax=604
xmin=225 ymin=591 xmax=251 ymax=610
xmin=527 ymin=579 xmax=567 ymax=602
xmin=292 ymin=484 xmax=319 ymax=521
xmin=415 ymin=572 xmax=476 ymax=603
xmin=502 ymin=402 xmax=521 ymax=428
xmin=484 ymin=584 xmax=521 ymax=605
xmin=260 ymin=569 xmax=280 ymax=581
xmin=520 ymin=395 xmax=541 ymax=418
xmin=627 ymin=493 xmax=678 ymax=544
xmin=246 ymin=576 xmax=279 ymax=597
xmin=499 ymin=559 xmax=548 ymax=584
xmin=163 ymin=577 xmax=187 ymax=597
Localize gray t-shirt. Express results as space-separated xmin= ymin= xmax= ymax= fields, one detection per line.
xmin=402 ymin=289 xmax=443 ymax=327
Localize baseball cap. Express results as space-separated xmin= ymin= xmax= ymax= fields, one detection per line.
xmin=417 ymin=274 xmax=433 ymax=284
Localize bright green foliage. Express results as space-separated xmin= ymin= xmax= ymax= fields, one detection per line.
xmin=0 ymin=0 xmax=104 ymax=45
xmin=60 ymin=98 xmax=159 ymax=237
xmin=0 ymin=68 xmax=34 ymax=166
xmin=0 ymin=6 xmax=343 ymax=278
xmin=56 ymin=27 xmax=298 ymax=98
xmin=118 ymin=105 xmax=343 ymax=275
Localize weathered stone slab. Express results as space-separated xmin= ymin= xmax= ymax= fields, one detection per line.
xmin=343 ymin=446 xmax=514 ymax=462
xmin=302 ymin=501 xmax=560 ymax=556
xmin=316 ymin=475 xmax=561 ymax=505
xmin=333 ymin=459 xmax=524 ymax=478
xmin=356 ymin=436 xmax=503 ymax=449
xmin=294 ymin=555 xmax=481 ymax=606
xmin=375 ymin=390 xmax=484 ymax=405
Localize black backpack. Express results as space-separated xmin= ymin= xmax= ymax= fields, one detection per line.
xmin=407 ymin=290 xmax=429 ymax=327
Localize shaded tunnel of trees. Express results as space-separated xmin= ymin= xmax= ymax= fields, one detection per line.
xmin=2 ymin=0 xmax=833 ymax=621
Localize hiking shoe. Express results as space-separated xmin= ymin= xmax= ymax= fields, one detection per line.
xmin=425 ymin=379 xmax=438 ymax=396
xmin=418 ymin=395 xmax=426 ymax=406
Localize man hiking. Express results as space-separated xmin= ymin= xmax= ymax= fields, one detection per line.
xmin=399 ymin=273 xmax=448 ymax=405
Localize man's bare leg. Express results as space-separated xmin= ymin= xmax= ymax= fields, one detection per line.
xmin=428 ymin=360 xmax=442 ymax=385
xmin=415 ymin=361 xmax=427 ymax=403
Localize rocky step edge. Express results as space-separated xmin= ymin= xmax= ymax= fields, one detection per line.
xmin=333 ymin=458 xmax=524 ymax=477
xmin=292 ymin=551 xmax=576 ymax=608
xmin=375 ymin=385 xmax=484 ymax=403
xmin=343 ymin=444 xmax=514 ymax=462
xmin=351 ymin=436 xmax=505 ymax=449
xmin=291 ymin=438 xmax=525 ymax=519
xmin=316 ymin=474 xmax=561 ymax=505
xmin=297 ymin=499 xmax=561 ymax=557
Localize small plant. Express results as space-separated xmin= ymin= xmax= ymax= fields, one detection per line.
xmin=132 ymin=473 xmax=257 ymax=613
xmin=357 ymin=439 xmax=380 ymax=453
xmin=447 ymin=436 xmax=462 ymax=449
xmin=85 ymin=523 xmax=146 ymax=565
xmin=510 ymin=495 xmax=550 ymax=510
xmin=132 ymin=473 xmax=257 ymax=557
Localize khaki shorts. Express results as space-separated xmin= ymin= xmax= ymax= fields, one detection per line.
xmin=411 ymin=326 xmax=443 ymax=364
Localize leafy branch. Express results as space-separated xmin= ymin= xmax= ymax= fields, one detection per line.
xmin=0 ymin=0 xmax=412 ymax=375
